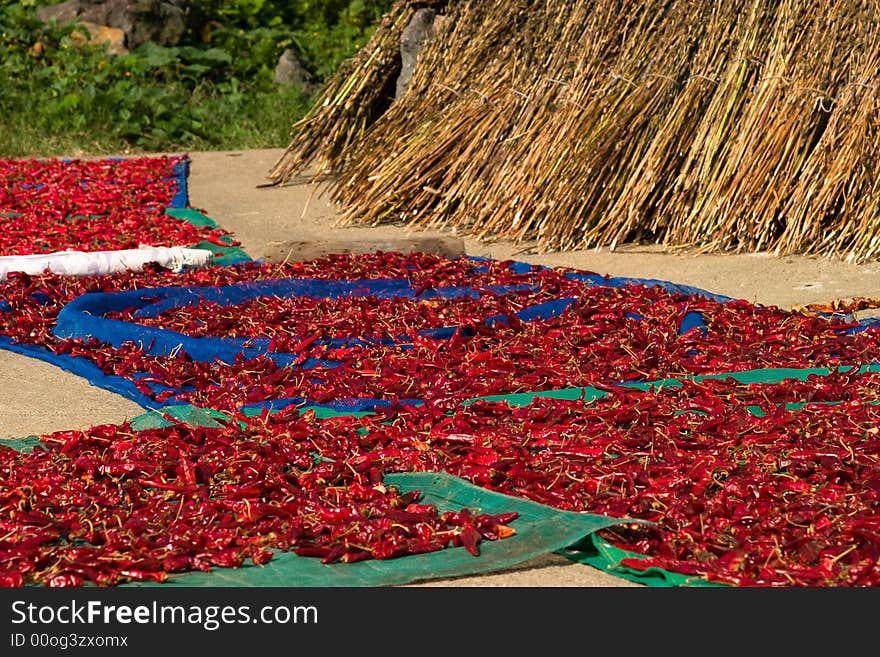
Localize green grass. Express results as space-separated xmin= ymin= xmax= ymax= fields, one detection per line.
xmin=1 ymin=80 xmax=316 ymax=158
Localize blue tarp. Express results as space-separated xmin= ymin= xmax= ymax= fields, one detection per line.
xmin=52 ymin=273 xmax=716 ymax=375
xmin=7 ymin=256 xmax=877 ymax=412
xmin=6 ymin=157 xmax=879 ymax=414
xmin=168 ymin=157 xmax=189 ymax=208
xmin=53 ymin=279 xmax=538 ymax=366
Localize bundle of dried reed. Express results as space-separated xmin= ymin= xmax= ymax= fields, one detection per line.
xmin=267 ymin=0 xmax=427 ymax=182
xmin=269 ymin=0 xmax=880 ymax=262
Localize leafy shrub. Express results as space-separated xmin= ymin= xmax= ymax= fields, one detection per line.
xmin=0 ymin=0 xmax=393 ymax=156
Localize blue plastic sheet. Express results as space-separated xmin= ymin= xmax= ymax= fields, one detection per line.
xmin=42 ymin=266 xmax=727 ymax=411
xmin=51 ymin=270 xmax=716 ymax=382
xmin=168 ymin=157 xmax=189 ymax=208
xmin=9 ymin=244 xmax=878 ymax=413
xmin=53 ymin=279 xmax=536 ymax=367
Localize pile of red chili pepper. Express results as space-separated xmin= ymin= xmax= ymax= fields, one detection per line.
xmin=3 ymin=254 xmax=880 ymax=413
xmin=0 ymin=156 xmax=234 ymax=254
xmin=105 ymin=287 xmax=576 ymax=343
xmin=7 ymin=235 xmax=880 ymax=585
xmin=0 ymin=409 xmax=519 ymax=587
xmin=0 ymin=254 xmax=570 ymax=354
xmin=358 ymin=370 xmax=880 ymax=586
xmin=7 ymin=367 xmax=880 ymax=587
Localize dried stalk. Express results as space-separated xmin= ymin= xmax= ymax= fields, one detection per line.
xmin=269 ymin=0 xmax=880 ymax=263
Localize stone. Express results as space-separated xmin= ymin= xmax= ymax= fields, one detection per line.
xmin=273 ymin=48 xmax=317 ymax=91
xmin=37 ymin=0 xmax=191 ymax=50
xmin=36 ymin=0 xmax=81 ymax=25
xmin=69 ymin=21 xmax=128 ymax=56
xmin=395 ymin=8 xmax=438 ymax=99
xmin=78 ymin=0 xmax=187 ymax=48
xmin=263 ymin=236 xmax=466 ymax=264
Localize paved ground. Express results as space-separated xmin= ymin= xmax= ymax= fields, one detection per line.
xmin=6 ymin=148 xmax=880 ymax=587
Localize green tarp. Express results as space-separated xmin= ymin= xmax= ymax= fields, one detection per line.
xmin=128 ymin=471 xmax=642 ymax=588
xmin=8 ymin=366 xmax=863 ymax=587
xmin=471 ymin=365 xmax=880 ymax=407
xmin=5 ymin=405 xmax=644 ymax=587
xmin=163 ymin=207 xmax=251 ymax=265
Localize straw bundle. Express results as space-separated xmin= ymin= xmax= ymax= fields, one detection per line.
xmin=267 ymin=1 xmax=424 ymax=181
xmin=269 ymin=0 xmax=880 ymax=262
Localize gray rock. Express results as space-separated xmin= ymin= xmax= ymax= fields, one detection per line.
xmin=37 ymin=0 xmax=191 ymax=49
xmin=395 ymin=8 xmax=437 ymax=99
xmin=37 ymin=0 xmax=81 ymax=25
xmin=78 ymin=0 xmax=187 ymax=48
xmin=274 ymin=47 xmax=317 ymax=91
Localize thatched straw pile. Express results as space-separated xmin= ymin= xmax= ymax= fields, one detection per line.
xmin=269 ymin=0 xmax=880 ymax=262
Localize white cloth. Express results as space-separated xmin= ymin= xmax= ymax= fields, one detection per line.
xmin=0 ymin=246 xmax=215 ymax=280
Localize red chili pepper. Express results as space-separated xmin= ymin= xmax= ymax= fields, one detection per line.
xmin=455 ymin=526 xmax=482 ymax=557
xmin=290 ymin=333 xmax=321 ymax=353
xmin=0 ymin=572 xmax=24 ymax=587
xmin=0 ymin=156 xmax=237 ymax=254
xmin=251 ymin=549 xmax=273 ymax=566
xmin=47 ymin=574 xmax=84 ymax=588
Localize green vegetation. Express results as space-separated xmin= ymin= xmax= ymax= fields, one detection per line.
xmin=0 ymin=0 xmax=393 ymax=157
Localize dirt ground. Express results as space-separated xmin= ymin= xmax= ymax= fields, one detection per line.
xmin=6 ymin=147 xmax=880 ymax=587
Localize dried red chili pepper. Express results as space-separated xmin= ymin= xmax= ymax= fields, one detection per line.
xmin=0 ymin=408 xmax=520 ymax=587
xmin=7 ymin=211 xmax=880 ymax=589
xmin=356 ymin=376 xmax=880 ymax=586
xmin=0 ymin=156 xmax=237 ymax=254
